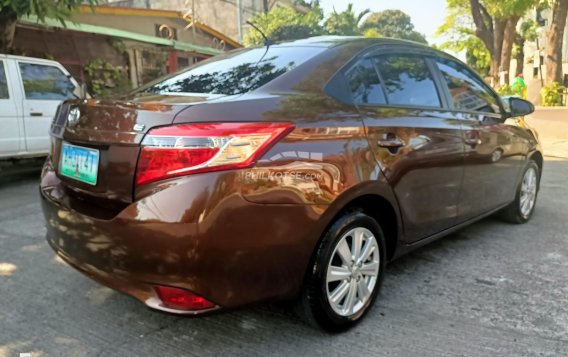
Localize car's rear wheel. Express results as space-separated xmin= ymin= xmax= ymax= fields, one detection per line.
xmin=297 ymin=211 xmax=386 ymax=331
xmin=501 ymin=160 xmax=540 ymax=224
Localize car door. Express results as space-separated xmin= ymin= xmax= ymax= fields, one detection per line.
xmin=0 ymin=59 xmax=22 ymax=157
xmin=17 ymin=60 xmax=76 ymax=153
xmin=346 ymin=50 xmax=466 ymax=243
xmin=433 ymin=57 xmax=526 ymax=219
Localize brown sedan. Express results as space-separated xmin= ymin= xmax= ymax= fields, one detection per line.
xmin=41 ymin=37 xmax=542 ymax=331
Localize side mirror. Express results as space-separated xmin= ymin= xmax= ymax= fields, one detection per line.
xmin=506 ymin=97 xmax=535 ymax=118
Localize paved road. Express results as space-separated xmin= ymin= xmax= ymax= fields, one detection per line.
xmin=1 ymin=159 xmax=567 ymax=357
xmin=527 ymin=108 xmax=568 ymax=159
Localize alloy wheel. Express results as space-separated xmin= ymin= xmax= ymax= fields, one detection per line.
xmin=519 ymin=166 xmax=538 ymax=218
xmin=325 ymin=227 xmax=380 ymax=317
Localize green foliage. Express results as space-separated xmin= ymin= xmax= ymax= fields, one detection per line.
xmin=541 ymin=82 xmax=566 ymax=106
xmin=439 ymin=28 xmax=491 ymax=76
xmin=1 ymin=0 xmax=98 ymax=24
xmin=361 ymin=9 xmax=427 ymax=44
xmin=483 ymin=0 xmax=539 ymax=18
xmin=496 ymin=84 xmax=515 ymax=96
xmin=437 ymin=2 xmax=489 ymax=72
xmin=445 ymin=0 xmax=538 ymax=19
xmin=363 ymin=28 xmax=382 ymax=38
xmin=519 ymin=19 xmax=538 ymax=41
xmin=439 ymin=0 xmax=538 ymax=78
xmin=243 ymin=5 xmax=324 ymax=46
xmin=85 ymin=58 xmax=130 ymax=98
xmin=324 ymin=3 xmax=370 ymax=36
xmin=245 ymin=4 xmax=428 ymax=46
xmin=496 ymin=83 xmax=524 ymax=97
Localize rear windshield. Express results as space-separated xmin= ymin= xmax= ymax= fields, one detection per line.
xmin=137 ymin=46 xmax=325 ymax=96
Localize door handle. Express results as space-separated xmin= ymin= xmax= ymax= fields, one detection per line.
xmin=30 ymin=112 xmax=43 ymax=117
xmin=464 ymin=137 xmax=482 ymax=146
xmin=378 ymin=134 xmax=404 ymax=148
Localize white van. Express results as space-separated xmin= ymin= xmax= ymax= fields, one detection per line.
xmin=0 ymin=55 xmax=79 ymax=159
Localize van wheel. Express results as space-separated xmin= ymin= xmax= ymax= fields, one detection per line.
xmin=297 ymin=211 xmax=386 ymax=331
xmin=500 ymin=161 xmax=540 ymax=224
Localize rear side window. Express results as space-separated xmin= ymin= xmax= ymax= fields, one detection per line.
xmin=0 ymin=61 xmax=8 ymax=99
xmin=374 ymin=55 xmax=441 ymax=108
xmin=139 ymin=46 xmax=325 ymax=96
xmin=436 ymin=58 xmax=500 ymax=113
xmin=345 ymin=58 xmax=386 ymax=105
xmin=19 ymin=63 xmax=76 ymax=100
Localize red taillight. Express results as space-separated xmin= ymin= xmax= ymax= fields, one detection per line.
xmin=136 ymin=122 xmax=294 ymax=185
xmin=154 ymin=286 xmax=216 ymax=311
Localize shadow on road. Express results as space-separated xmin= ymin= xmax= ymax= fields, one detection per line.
xmin=0 ymin=158 xmax=44 ymax=186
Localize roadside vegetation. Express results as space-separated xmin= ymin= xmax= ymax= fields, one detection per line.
xmin=244 ymin=2 xmax=427 ymax=46
xmin=437 ymin=0 xmax=568 ymax=105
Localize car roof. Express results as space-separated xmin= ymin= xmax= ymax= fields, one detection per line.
xmin=274 ymin=36 xmax=431 ymax=49
xmin=272 ymin=36 xmax=453 ymax=61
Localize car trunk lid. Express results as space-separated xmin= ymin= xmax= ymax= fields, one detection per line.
xmin=49 ymin=94 xmax=220 ymax=207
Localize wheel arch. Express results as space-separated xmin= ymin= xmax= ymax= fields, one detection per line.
xmin=529 ymin=150 xmax=543 ymax=177
xmin=312 ymin=185 xmax=403 ymax=263
xmin=337 ymin=194 xmax=400 ymax=261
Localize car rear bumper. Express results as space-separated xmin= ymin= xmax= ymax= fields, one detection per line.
xmin=40 ymin=159 xmax=325 ymax=313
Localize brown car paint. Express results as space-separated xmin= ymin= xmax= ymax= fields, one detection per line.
xmin=40 ymin=38 xmax=541 ymax=314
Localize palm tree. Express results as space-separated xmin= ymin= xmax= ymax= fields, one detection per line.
xmin=324 ymin=3 xmax=370 ymax=36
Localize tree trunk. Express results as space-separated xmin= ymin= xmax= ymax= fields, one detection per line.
xmin=515 ymin=34 xmax=526 ymax=77
xmin=500 ymin=16 xmax=520 ymax=85
xmin=0 ymin=7 xmax=17 ymax=54
xmin=545 ymin=0 xmax=568 ymax=84
xmin=262 ymin=0 xmax=269 ymax=13
xmin=490 ymin=19 xmax=506 ymax=85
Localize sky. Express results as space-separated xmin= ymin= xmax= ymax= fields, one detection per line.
xmin=319 ymin=0 xmax=449 ymax=46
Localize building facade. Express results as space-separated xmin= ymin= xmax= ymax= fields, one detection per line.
xmin=102 ymin=0 xmax=297 ymax=42
xmin=14 ymin=5 xmax=240 ymax=94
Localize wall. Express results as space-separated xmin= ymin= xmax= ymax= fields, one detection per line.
xmin=102 ymin=0 xmax=296 ymax=42
xmin=13 ymin=26 xmax=126 ymax=83
xmin=146 ymin=0 xmax=262 ymax=42
xmin=74 ymin=12 xmax=225 ymax=50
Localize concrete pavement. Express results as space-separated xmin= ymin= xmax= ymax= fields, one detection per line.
xmin=0 ymin=158 xmax=567 ymax=356
xmin=526 ymin=107 xmax=568 ymax=159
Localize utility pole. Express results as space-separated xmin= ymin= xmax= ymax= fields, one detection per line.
xmin=237 ymin=0 xmax=243 ymax=43
xmin=192 ymin=0 xmax=196 ymax=41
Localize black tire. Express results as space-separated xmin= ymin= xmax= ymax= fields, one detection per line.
xmin=500 ymin=160 xmax=540 ymax=224
xmin=297 ymin=210 xmax=386 ymax=332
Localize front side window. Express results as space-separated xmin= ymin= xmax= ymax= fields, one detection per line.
xmin=436 ymin=58 xmax=500 ymax=113
xmin=18 ymin=63 xmax=76 ymax=100
xmin=374 ymin=55 xmax=441 ymax=108
xmin=345 ymin=58 xmax=386 ymax=105
xmin=0 ymin=61 xmax=8 ymax=99
xmin=138 ymin=46 xmax=325 ymax=96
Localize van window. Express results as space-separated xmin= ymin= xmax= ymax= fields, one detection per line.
xmin=138 ymin=46 xmax=325 ymax=96
xmin=0 ymin=61 xmax=8 ymax=99
xmin=374 ymin=55 xmax=441 ymax=108
xmin=18 ymin=63 xmax=76 ymax=100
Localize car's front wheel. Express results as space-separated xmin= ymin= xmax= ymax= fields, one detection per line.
xmin=298 ymin=211 xmax=386 ymax=331
xmin=501 ymin=160 xmax=540 ymax=224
